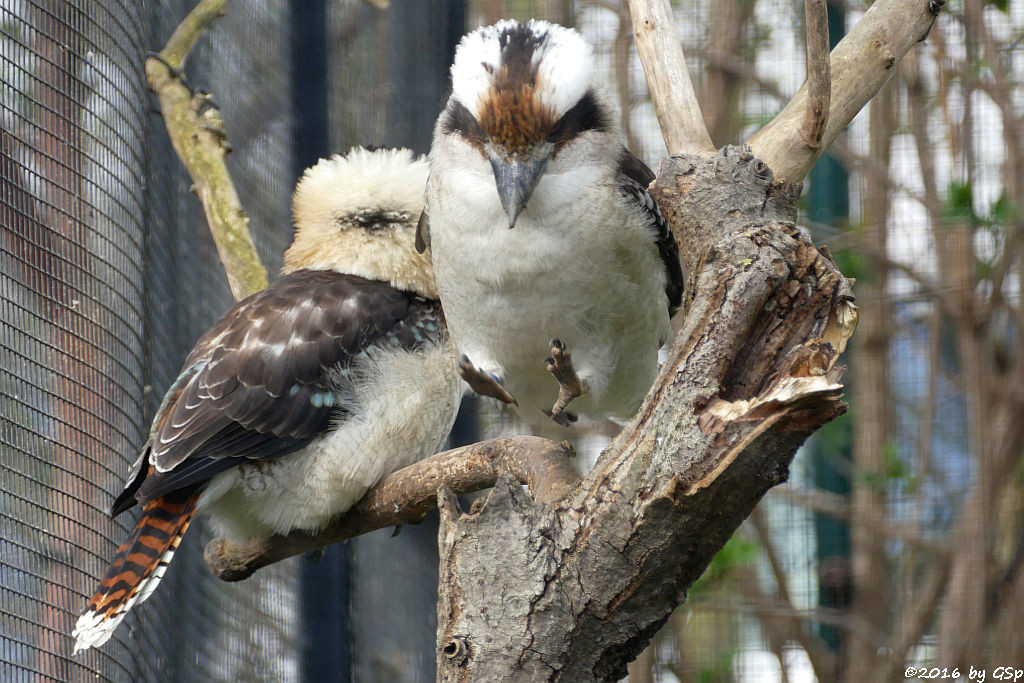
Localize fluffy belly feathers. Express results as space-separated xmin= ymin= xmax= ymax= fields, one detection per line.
xmin=198 ymin=343 xmax=461 ymax=542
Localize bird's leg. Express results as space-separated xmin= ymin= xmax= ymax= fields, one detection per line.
xmin=458 ymin=355 xmax=517 ymax=405
xmin=544 ymin=338 xmax=585 ymax=425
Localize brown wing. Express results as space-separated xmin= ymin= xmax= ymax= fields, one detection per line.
xmin=112 ymin=269 xmax=443 ymax=515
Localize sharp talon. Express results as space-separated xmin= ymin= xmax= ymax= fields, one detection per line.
xmin=544 ymin=339 xmax=585 ymax=422
xmin=458 ymin=355 xmax=516 ymax=404
xmin=391 ymin=525 xmax=402 ymax=537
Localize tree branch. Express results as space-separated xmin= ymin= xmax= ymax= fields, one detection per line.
xmin=626 ymin=0 xmax=715 ymax=155
xmin=800 ymin=0 xmax=831 ymax=148
xmin=748 ymin=0 xmax=946 ymax=182
xmin=204 ymin=436 xmax=578 ymax=581
xmin=146 ymin=0 xmax=268 ymax=301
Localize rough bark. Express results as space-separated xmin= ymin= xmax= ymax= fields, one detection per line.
xmin=436 ymin=146 xmax=856 ymax=681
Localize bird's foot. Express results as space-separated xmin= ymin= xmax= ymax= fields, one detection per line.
xmin=544 ymin=338 xmax=585 ymax=423
xmin=458 ymin=355 xmax=517 ymax=404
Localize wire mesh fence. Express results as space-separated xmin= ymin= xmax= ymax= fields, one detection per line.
xmin=3 ymin=1 xmax=299 ymax=680
xmin=2 ymin=0 xmax=1021 ymax=681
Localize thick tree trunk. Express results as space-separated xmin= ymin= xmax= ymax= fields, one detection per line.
xmin=436 ymin=146 xmax=856 ymax=681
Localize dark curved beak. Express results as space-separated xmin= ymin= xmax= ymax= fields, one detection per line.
xmin=486 ymin=146 xmax=551 ymax=229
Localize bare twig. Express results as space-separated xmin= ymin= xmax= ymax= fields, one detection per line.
xmin=146 ymin=0 xmax=268 ymax=301
xmin=204 ymin=436 xmax=578 ymax=581
xmin=750 ymin=509 xmax=835 ymax=680
xmin=774 ymin=486 xmax=941 ymax=551
xmin=800 ymin=0 xmax=830 ymax=148
xmin=593 ymin=0 xmax=641 ymax=153
xmin=626 ymin=0 xmax=714 ymax=155
xmin=748 ymin=0 xmax=946 ymax=182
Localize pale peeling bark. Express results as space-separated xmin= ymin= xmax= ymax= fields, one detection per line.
xmin=436 ymin=147 xmax=856 ymax=681
xmin=627 ymin=0 xmax=715 ymax=155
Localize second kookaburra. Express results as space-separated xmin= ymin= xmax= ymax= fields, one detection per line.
xmin=72 ymin=147 xmax=462 ymax=653
xmin=421 ymin=19 xmax=684 ymax=424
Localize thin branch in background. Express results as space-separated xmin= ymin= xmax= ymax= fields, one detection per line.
xmin=749 ymin=508 xmax=835 ymax=681
xmin=913 ymin=306 xmax=940 ymax=533
xmin=748 ymin=0 xmax=946 ymax=182
xmin=625 ymin=0 xmax=714 ymax=155
xmin=593 ymin=0 xmax=641 ymax=154
xmin=883 ymin=556 xmax=953 ymax=681
xmin=800 ymin=0 xmax=830 ymax=148
xmin=854 ymin=237 xmax=961 ymax=320
xmin=843 ymin=80 xmax=897 ymax=682
xmin=960 ymin=2 xmax=1024 ymax=329
xmin=146 ymin=0 xmax=268 ymax=301
xmin=773 ymin=486 xmax=942 ymax=551
xmin=696 ymin=0 xmax=757 ymax=147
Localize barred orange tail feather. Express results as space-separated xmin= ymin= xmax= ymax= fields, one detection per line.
xmin=72 ymin=492 xmax=198 ymax=654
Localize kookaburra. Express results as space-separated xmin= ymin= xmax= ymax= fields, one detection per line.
xmin=72 ymin=147 xmax=462 ymax=653
xmin=420 ymin=19 xmax=684 ymax=425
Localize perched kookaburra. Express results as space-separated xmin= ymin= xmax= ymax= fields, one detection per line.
xmin=72 ymin=147 xmax=461 ymax=653
xmin=420 ymin=19 xmax=684 ymax=424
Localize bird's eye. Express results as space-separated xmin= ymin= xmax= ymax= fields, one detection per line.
xmin=482 ymin=62 xmax=494 ymax=74
xmin=347 ymin=209 xmax=410 ymax=232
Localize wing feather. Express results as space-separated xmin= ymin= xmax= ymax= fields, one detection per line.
xmin=117 ymin=269 xmax=442 ymax=512
xmin=617 ymin=148 xmax=685 ymax=316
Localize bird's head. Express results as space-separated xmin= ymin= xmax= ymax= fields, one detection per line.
xmin=443 ymin=19 xmax=612 ymax=228
xmin=284 ymin=147 xmax=438 ymax=298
